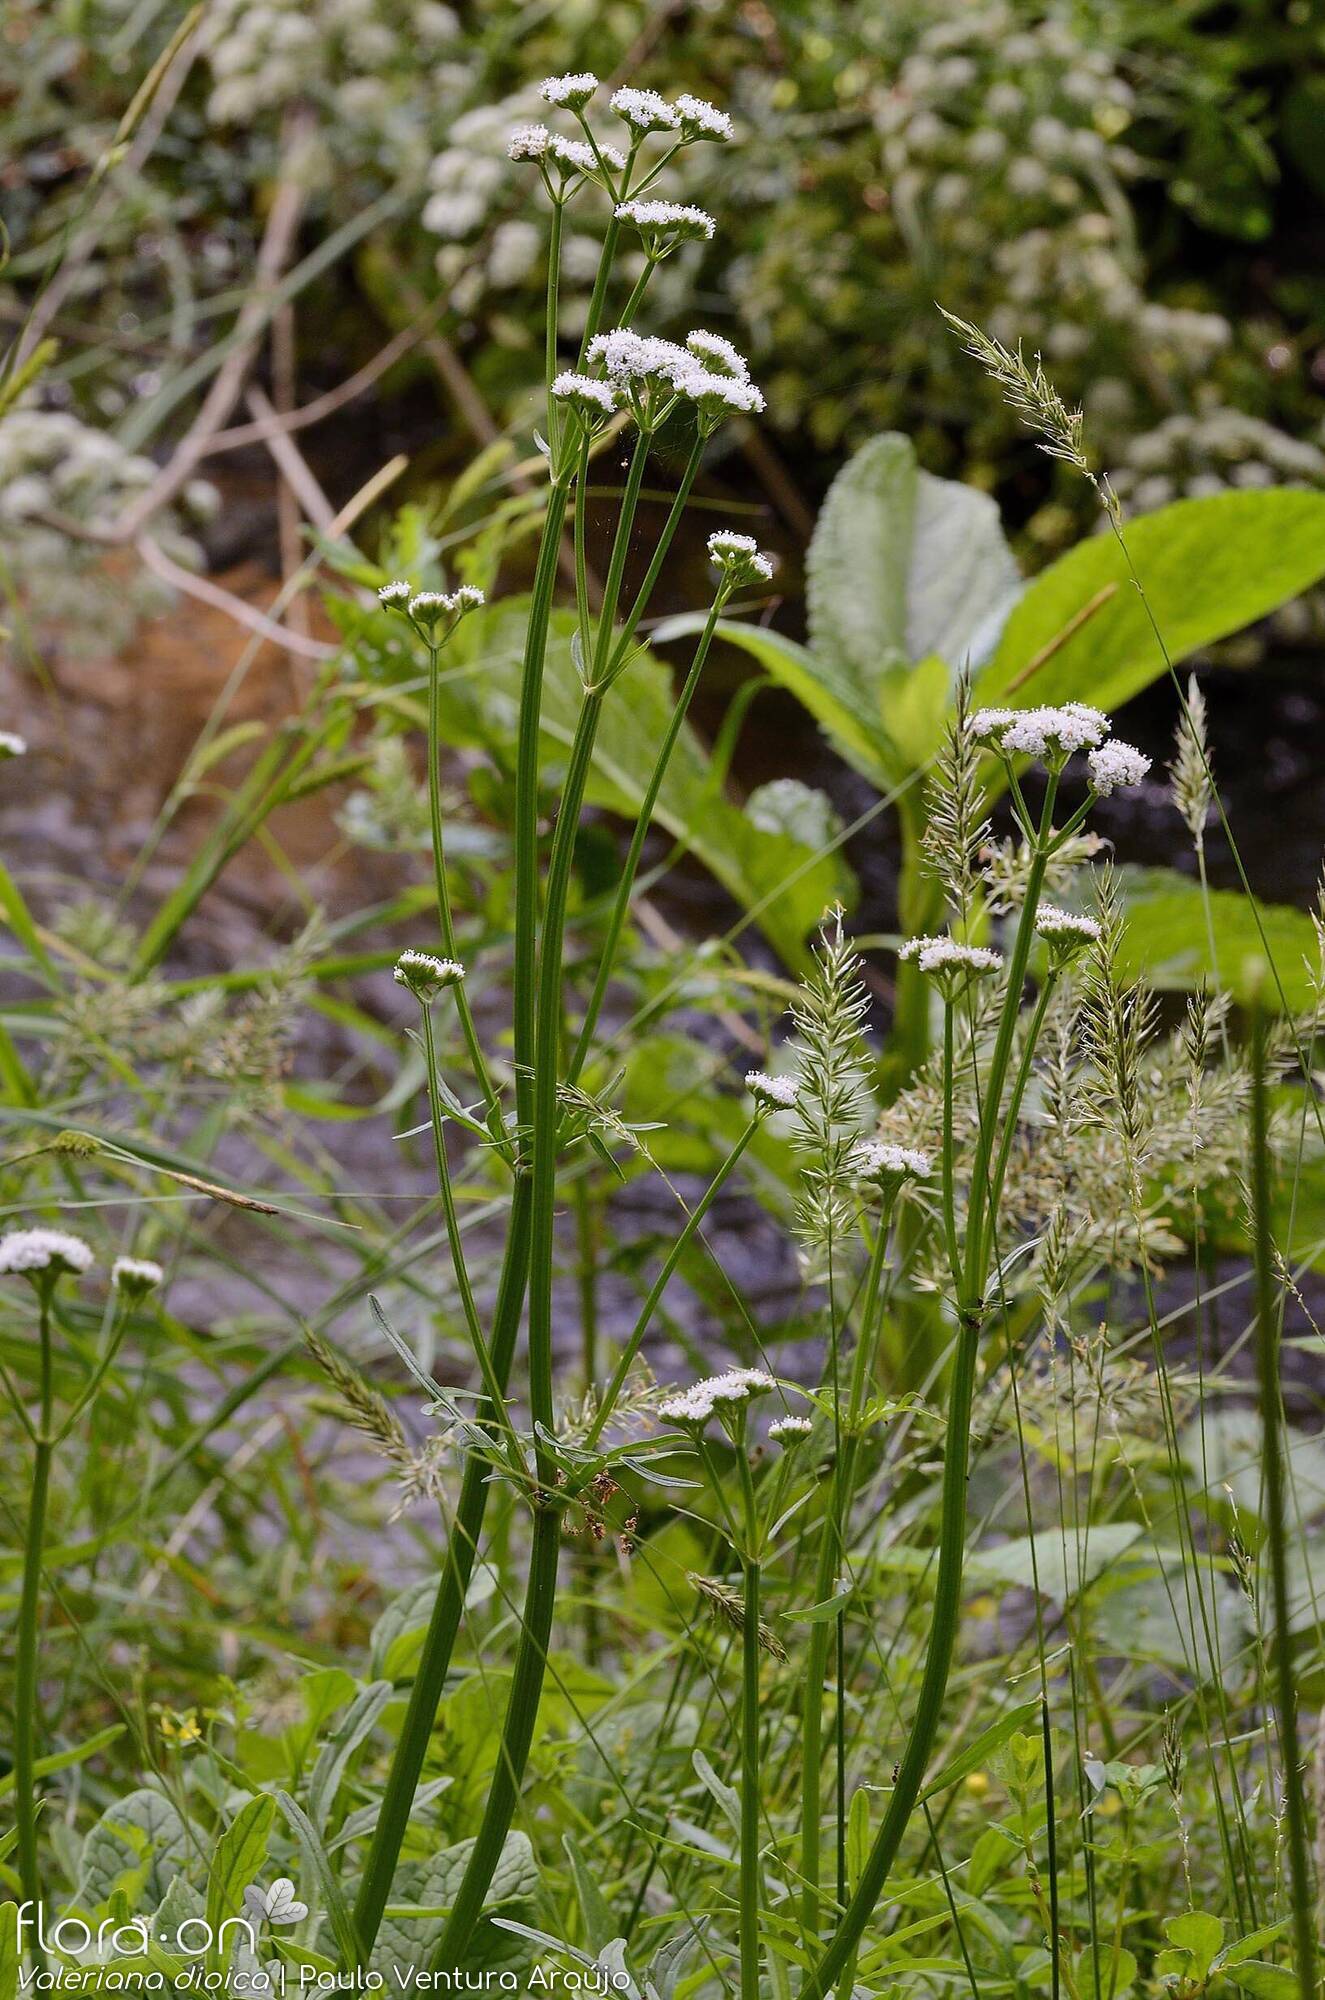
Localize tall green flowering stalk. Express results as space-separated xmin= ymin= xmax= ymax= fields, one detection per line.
xmin=2 ymin=1231 xmax=160 ymax=1963
xmin=802 ymin=705 xmax=1148 ymax=1993
xmin=358 ymin=72 xmax=777 ymax=1968
xmin=658 ymin=1366 xmax=794 ymax=1998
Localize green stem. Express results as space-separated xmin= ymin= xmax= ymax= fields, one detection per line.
xmin=15 ymin=1293 xmax=54 ymax=1968
xmin=741 ymin=1552 xmax=763 ymax=2000
xmin=426 ymin=642 xmax=504 ymax=1154
xmin=424 ymin=432 xmax=653 ymax=1964
xmin=568 ymin=583 xmax=723 ymax=1085
xmin=419 ymin=1005 xmax=509 ymax=1432
xmin=1250 ymin=1015 xmax=1318 ymax=2000
xmin=353 ymin=476 xmax=571 ymax=1960
xmin=798 ymin=1313 xmax=980 ymax=2000
xmin=429 ymin=1504 xmax=562 ymax=1969
xmin=351 ymin=1175 xmax=531 ymax=1960
xmin=803 ymin=792 xmax=1060 ymax=1996
xmin=800 ymin=1213 xmax=891 ymax=1940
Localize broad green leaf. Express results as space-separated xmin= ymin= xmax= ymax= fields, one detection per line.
xmin=1164 ymin=1911 xmax=1225 ymax=1979
xmin=1226 ymin=1963 xmax=1300 ymax=2000
xmin=691 ymin=1749 xmax=740 ymax=1832
xmin=563 ymin=1835 xmax=614 ymax=1957
xmin=205 ymin=1794 xmax=275 ymax=1971
xmin=306 ymin=1682 xmax=392 ymax=1832
xmin=79 ymin=1789 xmax=189 ymax=1910
xmin=653 ymin=613 xmax=891 ymax=785
xmin=982 ymin=488 xmax=1325 ymax=714
xmin=806 ymin=431 xmax=1020 ymax=681
xmin=275 ymin=1791 xmax=360 ymax=1969
xmin=920 ymin=1700 xmax=1042 ymax=1801
xmin=1077 ymin=1947 xmax=1137 ymax=2000
xmin=373 ymin=1832 xmax=536 ymax=1990
xmin=1118 ymin=867 xmax=1320 ymax=1012
xmin=969 ymin=1522 xmax=1144 ymax=1598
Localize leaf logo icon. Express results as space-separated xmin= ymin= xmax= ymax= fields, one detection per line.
xmin=243 ymin=1879 xmax=309 ymax=1926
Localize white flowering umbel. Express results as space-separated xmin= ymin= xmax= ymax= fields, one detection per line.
xmin=1087 ymin=741 xmax=1151 ymax=796
xmin=972 ymin=702 xmax=1109 ymax=771
xmin=0 ymin=1229 xmax=95 ymax=1281
xmin=379 ymin=582 xmax=485 ymax=640
xmin=112 ymin=1256 xmax=164 ymax=1299
xmin=658 ymin=1367 xmax=779 ymax=1436
xmin=394 ymin=950 xmax=465 ymax=1001
xmin=746 ymin=1070 xmax=800 ymax=1113
xmin=709 ymin=530 xmax=775 ymax=590
xmin=1034 ymin=904 xmax=1103 ymax=963
xmin=899 ymin=934 xmax=1003 ymax=997
xmin=850 ymin=1140 xmax=932 ymax=1192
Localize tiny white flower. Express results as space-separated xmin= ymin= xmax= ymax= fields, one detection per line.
xmin=661 ymin=1367 xmax=779 ymax=1432
xmin=685 ymin=330 xmax=750 ymax=380
xmin=973 ymin=703 xmax=1110 ymax=761
xmin=614 ymin=199 xmax=716 ymax=244
xmin=850 ymin=1139 xmax=932 ymax=1185
xmin=551 ymin=371 xmax=619 ymax=418
xmin=0 ymin=1228 xmax=95 ymax=1279
xmin=378 ymin=580 xmax=411 ymax=606
xmin=586 ymin=329 xmax=691 ymax=385
xmin=407 ymin=590 xmax=451 ymax=624
xmin=1087 ymin=741 xmax=1151 ymax=795
xmin=394 ymin=950 xmax=465 ymax=998
xmin=679 ymin=367 xmax=766 ymax=420
xmin=899 ymin=935 xmax=1003 ymax=979
xmin=113 ymin=1255 xmax=164 ymax=1298
xmin=708 ymin=529 xmax=775 ymax=584
xmin=540 ymin=72 xmax=599 ymax=109
xmin=448 ymin=585 xmax=485 ymax=614
xmin=547 ymin=134 xmax=608 ymax=176
xmin=507 ymin=124 xmax=550 ymax=162
xmin=674 ymin=93 xmax=734 ymax=143
xmin=0 ymin=731 xmax=26 ymax=759
xmin=746 ymin=1069 xmax=800 ymax=1110
xmin=1034 ymin=905 xmax=1102 ymax=949
xmin=610 ymin=86 xmax=681 ymax=135
xmin=768 ymin=1415 xmax=814 ymax=1443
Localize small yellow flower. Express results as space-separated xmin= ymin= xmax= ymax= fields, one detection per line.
xmin=159 ymin=1708 xmax=203 ymax=1746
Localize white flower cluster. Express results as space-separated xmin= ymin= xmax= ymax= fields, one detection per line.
xmin=1034 ymin=904 xmax=1102 ymax=946
xmin=746 ymin=1069 xmax=800 ymax=1110
xmin=850 ymin=1139 xmax=932 ymax=1184
xmin=0 ymin=407 xmax=214 ymax=644
xmin=899 ymin=936 xmax=1003 ymax=978
xmin=113 ymin=1255 xmax=164 ymax=1296
xmin=378 ymin=581 xmax=485 ymax=629
xmin=0 ymin=1228 xmax=95 ymax=1278
xmin=768 ymin=1414 xmax=814 ymax=1443
xmin=658 ymin=1366 xmax=779 ymax=1427
xmin=201 ymin=0 xmax=460 ymax=150
xmin=1110 ymin=406 xmax=1325 ymax=518
xmin=972 ymin=702 xmax=1108 ymax=757
xmin=615 ymin=200 xmax=716 ymax=246
xmin=707 ymin=530 xmax=775 ymax=585
xmin=1087 ymin=742 xmax=1151 ymax=795
xmin=0 ymin=732 xmax=26 ymax=760
xmin=972 ymin=702 xmax=1149 ymax=791
xmin=558 ymin=329 xmax=764 ymax=431
xmin=394 ymin=949 xmax=465 ymax=997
